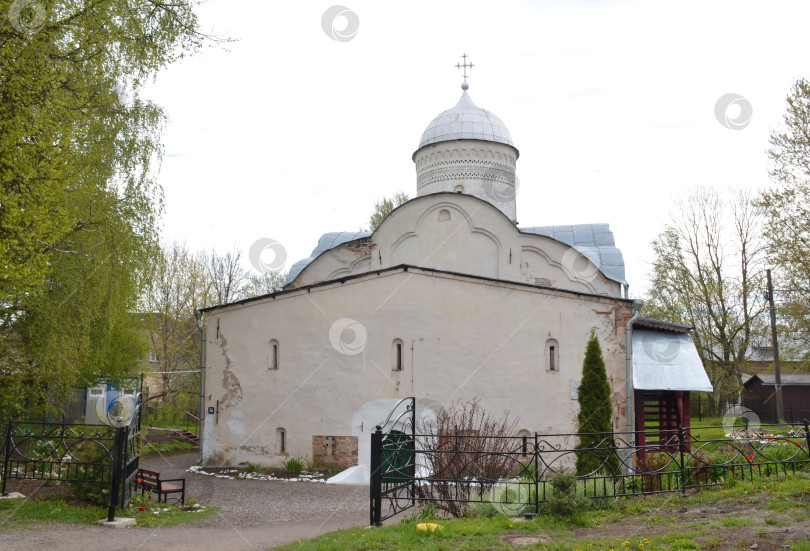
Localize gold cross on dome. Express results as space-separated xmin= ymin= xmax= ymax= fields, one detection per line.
xmin=456 ymin=53 xmax=474 ymax=83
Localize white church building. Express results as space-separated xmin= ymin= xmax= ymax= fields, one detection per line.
xmin=199 ymin=73 xmax=712 ymax=477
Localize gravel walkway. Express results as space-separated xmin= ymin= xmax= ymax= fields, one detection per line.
xmin=0 ymin=452 xmax=370 ymax=551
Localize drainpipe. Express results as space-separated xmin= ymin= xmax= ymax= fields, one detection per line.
xmin=625 ymin=299 xmax=644 ymax=472
xmin=194 ymin=309 xmax=206 ymax=465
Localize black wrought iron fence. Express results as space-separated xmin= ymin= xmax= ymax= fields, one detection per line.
xmin=370 ymin=420 xmax=810 ymax=525
xmin=1 ymin=404 xmax=142 ymax=521
xmin=690 ymin=394 xmax=810 ymax=425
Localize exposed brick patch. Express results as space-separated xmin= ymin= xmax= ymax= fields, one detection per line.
xmin=346 ymin=238 xmax=376 ymax=255
xmin=616 ymin=305 xmax=634 ymax=327
xmin=312 ymin=436 xmax=358 ymax=470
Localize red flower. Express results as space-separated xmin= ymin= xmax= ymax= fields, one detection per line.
xmin=138 ymin=506 xmax=146 ymax=511
xmin=137 ymin=478 xmax=143 ymax=483
xmin=747 ymin=454 xmax=755 ymax=461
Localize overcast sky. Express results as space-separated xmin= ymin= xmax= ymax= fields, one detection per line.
xmin=143 ymin=0 xmax=810 ymax=296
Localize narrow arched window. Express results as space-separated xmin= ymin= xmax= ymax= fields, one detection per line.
xmin=276 ymin=427 xmax=286 ymax=455
xmin=517 ymin=429 xmax=532 ymax=456
xmin=545 ymin=338 xmax=559 ymax=372
xmin=392 ymin=339 xmax=404 ymax=371
xmin=269 ymin=339 xmax=279 ymax=370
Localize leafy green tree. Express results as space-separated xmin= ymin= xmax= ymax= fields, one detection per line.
xmin=760 ymin=79 xmax=810 ymax=352
xmin=575 ymin=331 xmax=618 ymax=476
xmin=367 ymin=191 xmax=409 ymax=231
xmin=0 ymin=1 xmax=225 ymax=419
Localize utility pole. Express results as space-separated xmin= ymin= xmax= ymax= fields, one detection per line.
xmin=765 ymin=269 xmax=785 ymax=425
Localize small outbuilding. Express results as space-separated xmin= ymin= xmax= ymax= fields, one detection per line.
xmin=631 ymin=318 xmax=713 ymax=450
xmin=743 ymin=373 xmax=810 ymax=423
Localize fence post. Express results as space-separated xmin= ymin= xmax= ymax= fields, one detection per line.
xmin=677 ymin=425 xmax=686 ymax=496
xmin=1 ymin=420 xmax=12 ymax=496
xmin=804 ymin=420 xmax=810 ymax=461
xmin=533 ymin=432 xmax=540 ymax=515
xmin=410 ymin=399 xmax=416 ymax=507
xmin=107 ymin=426 xmax=125 ymax=522
xmin=370 ymin=426 xmax=383 ymax=527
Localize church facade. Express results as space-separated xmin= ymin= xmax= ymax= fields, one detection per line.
xmin=199 ymin=79 xmax=711 ymax=477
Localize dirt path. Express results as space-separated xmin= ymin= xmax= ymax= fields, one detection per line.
xmin=0 ymin=452 xmax=370 ymax=551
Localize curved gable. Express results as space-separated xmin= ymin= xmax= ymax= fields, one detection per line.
xmin=285 ymin=194 xmax=624 ymax=298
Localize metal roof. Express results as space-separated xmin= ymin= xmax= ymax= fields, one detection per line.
xmin=284 ymin=231 xmax=370 ymax=286
xmin=635 ymin=318 xmax=692 ymax=334
xmin=745 ymin=373 xmax=810 ymax=387
xmin=520 ymin=224 xmax=626 ymax=285
xmin=633 ymin=329 xmax=713 ymax=392
xmin=415 ymin=90 xmax=516 ymax=153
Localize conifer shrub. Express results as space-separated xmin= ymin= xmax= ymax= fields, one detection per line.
xmin=575 ymin=331 xmax=620 ymax=476
xmin=544 ymin=470 xmax=589 ymax=519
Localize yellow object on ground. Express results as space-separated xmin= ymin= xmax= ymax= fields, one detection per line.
xmin=416 ymin=522 xmax=443 ymax=532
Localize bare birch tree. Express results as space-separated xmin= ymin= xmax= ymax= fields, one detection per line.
xmin=644 ymin=188 xmax=769 ymax=406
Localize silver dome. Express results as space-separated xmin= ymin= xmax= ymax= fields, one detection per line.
xmin=416 ymin=90 xmax=515 ymax=151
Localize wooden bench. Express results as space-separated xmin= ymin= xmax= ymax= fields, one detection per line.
xmin=137 ymin=468 xmax=185 ymax=505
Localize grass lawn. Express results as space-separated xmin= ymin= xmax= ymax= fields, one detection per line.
xmin=143 ymin=418 xmax=198 ymax=431
xmin=276 ymin=472 xmax=810 ymax=550
xmin=0 ymin=492 xmax=217 ymax=531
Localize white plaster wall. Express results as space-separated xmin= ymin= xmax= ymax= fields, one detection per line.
xmin=201 ymin=269 xmax=633 ymax=468
xmin=291 ymin=194 xmax=621 ymax=298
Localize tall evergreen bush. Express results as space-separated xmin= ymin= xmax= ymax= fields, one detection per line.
xmin=575 ymin=331 xmax=619 ymax=475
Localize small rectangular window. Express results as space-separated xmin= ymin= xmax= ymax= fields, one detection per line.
xmin=522 ymin=436 xmax=528 ymax=455
xmin=269 ymin=340 xmax=279 ymax=370
xmin=396 ymin=343 xmax=403 ymax=371
xmin=549 ymin=346 xmax=556 ymax=371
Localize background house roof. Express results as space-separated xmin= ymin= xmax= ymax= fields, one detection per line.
xmin=745 ymin=373 xmax=810 ymax=387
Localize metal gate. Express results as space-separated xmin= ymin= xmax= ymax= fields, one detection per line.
xmin=1 ymin=389 xmax=142 ymax=522
xmin=369 ymin=397 xmax=416 ymax=526
xmin=107 ymin=393 xmax=142 ymax=521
